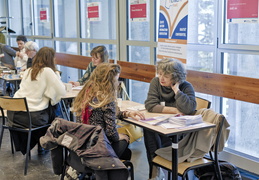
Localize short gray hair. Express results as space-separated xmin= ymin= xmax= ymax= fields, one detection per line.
xmin=24 ymin=41 xmax=39 ymax=52
xmin=156 ymin=58 xmax=187 ymax=83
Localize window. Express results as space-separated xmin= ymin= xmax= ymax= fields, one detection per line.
xmin=53 ymin=0 xmax=77 ymax=38
xmin=33 ymin=0 xmax=51 ymax=37
xmin=80 ymin=0 xmax=116 ymax=39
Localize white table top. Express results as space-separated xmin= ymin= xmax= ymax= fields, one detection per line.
xmin=120 ymin=100 xmax=216 ymax=137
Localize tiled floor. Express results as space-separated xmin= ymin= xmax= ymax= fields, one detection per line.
xmin=0 ymin=128 xmax=255 ymax=180
xmin=0 ymin=129 xmax=149 ymax=180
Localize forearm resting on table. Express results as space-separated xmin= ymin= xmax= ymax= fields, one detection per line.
xmin=162 ymin=106 xmax=181 ymax=114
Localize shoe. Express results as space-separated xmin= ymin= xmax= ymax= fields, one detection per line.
xmin=38 ymin=143 xmax=47 ymax=155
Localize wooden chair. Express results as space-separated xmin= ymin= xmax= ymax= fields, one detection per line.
xmin=196 ymin=96 xmax=211 ymax=110
xmin=0 ymin=96 xmax=50 ymax=175
xmin=152 ymin=113 xmax=226 ymax=180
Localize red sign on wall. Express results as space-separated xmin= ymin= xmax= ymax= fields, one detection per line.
xmin=88 ymin=5 xmax=99 ymax=18
xmin=227 ymin=0 xmax=258 ymax=19
xmin=40 ymin=9 xmax=47 ymax=21
xmin=130 ymin=3 xmax=147 ymax=19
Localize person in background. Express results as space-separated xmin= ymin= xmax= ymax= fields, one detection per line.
xmin=69 ymin=45 xmax=109 ymax=86
xmin=144 ymin=58 xmax=197 ymax=180
xmin=14 ymin=35 xmax=28 ymax=71
xmin=24 ymin=41 xmax=39 ymax=68
xmin=7 ymin=47 xmax=66 ymax=155
xmin=0 ymin=43 xmax=16 ymax=69
xmin=72 ymin=63 xmax=145 ymax=160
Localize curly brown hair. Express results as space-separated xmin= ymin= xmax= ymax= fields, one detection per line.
xmin=72 ymin=63 xmax=121 ymax=116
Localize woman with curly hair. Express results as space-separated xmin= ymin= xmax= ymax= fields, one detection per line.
xmin=144 ymin=58 xmax=197 ymax=179
xmin=73 ymin=63 xmax=144 ymax=160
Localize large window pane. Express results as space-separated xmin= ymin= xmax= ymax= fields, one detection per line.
xmin=188 ymin=0 xmax=216 ymax=45
xmin=53 ymin=0 xmax=77 ymax=38
xmin=128 ymin=46 xmax=150 ymax=64
xmin=130 ymin=80 xmax=149 ymax=104
xmin=127 ymin=0 xmax=150 ymax=41
xmin=33 ymin=0 xmax=51 ymax=36
xmin=21 ymin=0 xmax=32 ymax=36
xmin=55 ymin=41 xmax=78 ymax=83
xmin=222 ymin=98 xmax=259 ymax=159
xmin=222 ymin=52 xmax=259 ymax=160
xmin=186 ymin=50 xmax=214 ymax=72
xmin=8 ymin=0 xmax=23 ymax=35
xmin=223 ymin=53 xmax=259 ymax=78
xmin=80 ymin=0 xmax=116 ymax=39
xmin=35 ymin=39 xmax=53 ymax=48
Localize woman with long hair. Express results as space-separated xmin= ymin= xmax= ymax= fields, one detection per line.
xmin=7 ymin=47 xmax=66 ymax=155
xmin=73 ymin=63 xmax=144 ymax=159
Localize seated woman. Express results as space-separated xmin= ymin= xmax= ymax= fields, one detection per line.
xmin=72 ymin=63 xmax=145 ymax=160
xmin=144 ymin=58 xmax=197 ymax=179
xmin=7 ymin=47 xmax=66 ymax=155
xmin=69 ymin=45 xmax=109 ymax=87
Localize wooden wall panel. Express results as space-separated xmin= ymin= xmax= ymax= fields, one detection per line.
xmin=55 ymin=53 xmax=91 ymax=70
xmin=187 ymin=70 xmax=259 ymax=104
xmin=116 ymin=61 xmax=156 ymax=83
xmin=55 ymin=53 xmax=259 ymax=104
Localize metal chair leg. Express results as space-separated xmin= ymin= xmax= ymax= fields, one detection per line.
xmin=24 ymin=131 xmax=32 ymax=175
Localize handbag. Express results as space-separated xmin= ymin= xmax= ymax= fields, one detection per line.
xmin=117 ymin=120 xmax=143 ymax=144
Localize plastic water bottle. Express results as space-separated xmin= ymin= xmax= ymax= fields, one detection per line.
xmin=16 ymin=60 xmax=22 ymax=74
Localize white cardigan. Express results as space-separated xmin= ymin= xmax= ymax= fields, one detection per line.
xmin=14 ymin=67 xmax=66 ymax=112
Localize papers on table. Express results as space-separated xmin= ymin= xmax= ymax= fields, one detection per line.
xmin=72 ymin=86 xmax=83 ymax=90
xmin=126 ymin=105 xmax=146 ymax=111
xmin=140 ymin=114 xmax=204 ymax=129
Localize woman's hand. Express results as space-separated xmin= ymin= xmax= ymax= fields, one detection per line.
xmin=119 ymin=133 xmax=130 ymax=142
xmin=69 ymin=81 xmax=80 ymax=87
xmin=171 ymin=82 xmax=180 ymax=94
xmin=128 ymin=111 xmax=145 ymax=120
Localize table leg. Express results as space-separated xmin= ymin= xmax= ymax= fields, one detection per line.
xmin=61 ymin=99 xmax=71 ymax=121
xmin=171 ymin=135 xmax=178 ymax=180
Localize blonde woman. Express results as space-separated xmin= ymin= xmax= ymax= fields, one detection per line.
xmin=73 ymin=63 xmax=144 ymax=160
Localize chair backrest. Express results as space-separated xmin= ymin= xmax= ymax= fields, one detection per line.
xmin=196 ymin=97 xmax=211 ymax=110
xmin=0 ymin=96 xmax=31 ymax=128
xmin=0 ymin=96 xmax=28 ymax=111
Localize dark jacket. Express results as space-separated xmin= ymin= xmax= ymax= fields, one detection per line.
xmin=40 ymin=118 xmax=128 ymax=180
xmin=145 ymin=77 xmax=196 ymax=115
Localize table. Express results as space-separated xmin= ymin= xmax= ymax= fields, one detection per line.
xmin=0 ymin=74 xmax=21 ymax=96
xmin=120 ymin=100 xmax=216 ymax=180
xmin=60 ymin=87 xmax=81 ymax=121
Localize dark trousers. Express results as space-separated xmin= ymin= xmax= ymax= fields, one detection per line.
xmin=143 ymin=129 xmax=171 ymax=176
xmin=112 ymin=139 xmax=131 ymax=160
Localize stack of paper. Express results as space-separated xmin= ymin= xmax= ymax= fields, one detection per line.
xmin=140 ymin=115 xmax=171 ymax=125
xmin=168 ymin=115 xmax=203 ymax=126
xmin=140 ymin=114 xmax=204 ymax=129
xmin=127 ymin=105 xmax=146 ymax=111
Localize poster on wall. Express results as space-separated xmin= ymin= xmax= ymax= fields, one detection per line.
xmin=227 ymin=0 xmax=258 ymax=23
xmin=87 ymin=2 xmax=101 ymax=21
xmin=40 ymin=8 xmax=48 ymax=22
xmin=130 ymin=0 xmax=148 ymax=22
xmin=157 ymin=0 xmax=188 ymax=63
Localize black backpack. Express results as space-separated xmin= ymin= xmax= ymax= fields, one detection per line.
xmin=194 ymin=161 xmax=242 ymax=180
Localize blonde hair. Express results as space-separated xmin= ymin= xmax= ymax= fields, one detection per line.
xmin=72 ymin=63 xmax=121 ymax=116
